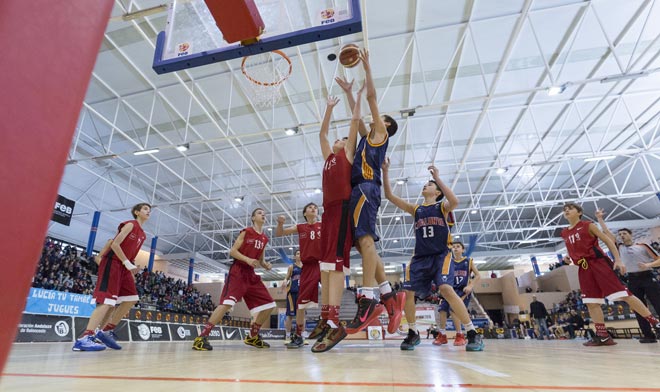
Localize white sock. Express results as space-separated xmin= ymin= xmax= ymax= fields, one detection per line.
xmin=464 ymin=322 xmax=476 ymax=332
xmin=408 ymin=323 xmax=417 ymax=332
xmin=362 ymin=287 xmax=376 ymax=300
xmin=379 ymin=281 xmax=392 ymax=295
xmin=439 ymin=329 xmax=446 ymax=334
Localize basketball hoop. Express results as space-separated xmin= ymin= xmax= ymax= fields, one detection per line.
xmin=241 ymin=50 xmax=292 ymax=109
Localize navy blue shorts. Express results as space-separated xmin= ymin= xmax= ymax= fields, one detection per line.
xmin=438 ymin=288 xmax=471 ymax=313
xmin=349 ymin=182 xmax=381 ymax=242
xmin=286 ymin=291 xmax=298 ymax=316
xmin=403 ymin=251 xmax=454 ymax=299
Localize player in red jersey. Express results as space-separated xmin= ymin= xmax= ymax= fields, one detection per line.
xmin=192 ymin=208 xmax=275 ymax=350
xmin=276 ymin=202 xmax=322 ymax=348
xmin=309 ymin=94 xmax=356 ymax=353
xmin=561 ymin=202 xmax=660 ymax=346
xmin=72 ymin=203 xmax=150 ymax=351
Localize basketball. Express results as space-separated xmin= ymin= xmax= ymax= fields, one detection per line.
xmin=339 ymin=44 xmax=360 ymax=68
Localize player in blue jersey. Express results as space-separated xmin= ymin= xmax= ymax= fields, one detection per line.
xmin=282 ymin=250 xmax=303 ymax=341
xmin=436 ymin=241 xmax=481 ymax=346
xmin=382 ymin=158 xmax=484 ymax=351
xmin=344 ymin=51 xmax=404 ymax=336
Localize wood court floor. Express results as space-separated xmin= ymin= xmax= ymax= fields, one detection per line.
xmin=2 ymin=338 xmax=660 ymax=392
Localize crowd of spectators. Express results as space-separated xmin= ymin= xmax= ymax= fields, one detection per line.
xmin=31 ymin=238 xmax=216 ymax=316
xmin=32 ymin=238 xmax=95 ymax=295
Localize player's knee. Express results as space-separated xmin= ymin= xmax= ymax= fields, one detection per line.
xmin=438 ymin=284 xmax=453 ymax=297
xmin=357 ymin=235 xmax=375 ymax=250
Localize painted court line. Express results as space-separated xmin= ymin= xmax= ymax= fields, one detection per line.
xmin=3 ymin=373 xmax=660 ymax=391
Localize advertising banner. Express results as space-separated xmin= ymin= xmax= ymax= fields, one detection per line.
xmin=169 ymin=323 xmax=198 ymax=341
xmin=129 ymin=321 xmax=171 ymax=342
xmin=51 ymin=194 xmax=75 ymax=226
xmin=25 ymin=288 xmax=95 ymax=317
xmin=222 ymin=326 xmax=242 ymax=341
xmin=258 ymin=329 xmax=286 ymax=340
xmin=15 ymin=314 xmax=73 ymax=342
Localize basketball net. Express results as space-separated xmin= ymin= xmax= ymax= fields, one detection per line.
xmin=241 ymin=50 xmax=292 ymax=109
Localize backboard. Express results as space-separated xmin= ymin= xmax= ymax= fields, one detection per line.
xmin=153 ymin=0 xmax=361 ymax=74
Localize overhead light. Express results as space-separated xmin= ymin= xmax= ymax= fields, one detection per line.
xmin=495 ymin=167 xmax=507 ymax=174
xmin=474 ymin=260 xmax=487 ymax=264
xmin=176 ymin=143 xmax=190 ymax=152
xmin=547 ymin=83 xmax=567 ymax=96
xmin=393 ymin=240 xmax=399 ymax=243
xmin=584 ymin=155 xmax=616 ymax=162
xmin=234 ymin=196 xmax=244 ymax=202
xmin=93 ymin=154 xmax=118 ymax=161
xmin=470 ymin=209 xmax=478 ymax=214
xmin=288 ymin=247 xmax=293 ymax=250
xmin=400 ymin=108 xmax=416 ymax=118
xmin=508 ymin=258 xmax=520 ymax=262
xmin=267 ymin=228 xmax=272 ymax=231
xmin=314 ymin=188 xmax=321 ymax=194
xmin=395 ymin=217 xmax=401 ymax=221
xmin=285 ymin=126 xmax=299 ymax=136
xmin=454 ymin=235 xmax=460 ymax=239
xmin=396 ymin=179 xmax=406 ymax=185
xmin=600 ymin=70 xmax=648 ymax=84
xmin=134 ymin=148 xmax=160 ymax=156
xmin=495 ymin=205 xmax=516 ymax=211
xmin=519 ymin=240 xmax=537 ymax=244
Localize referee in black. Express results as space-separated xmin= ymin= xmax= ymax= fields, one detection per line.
xmin=597 ymin=209 xmax=660 ymax=343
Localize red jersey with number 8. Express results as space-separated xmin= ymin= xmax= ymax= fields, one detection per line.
xmin=235 ymin=227 xmax=268 ymax=267
xmin=297 ymin=222 xmax=322 ymax=264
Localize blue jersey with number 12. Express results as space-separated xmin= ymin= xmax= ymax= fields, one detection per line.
xmin=413 ymin=202 xmax=454 ymax=257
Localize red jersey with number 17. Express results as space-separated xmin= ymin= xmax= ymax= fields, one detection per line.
xmin=322 ymin=149 xmax=352 ymax=205
xmin=561 ymin=220 xmax=608 ymax=261
xmin=297 ymin=222 xmax=322 ymax=263
xmin=111 ymin=220 xmax=145 ymax=262
xmin=235 ymin=227 xmax=268 ymax=267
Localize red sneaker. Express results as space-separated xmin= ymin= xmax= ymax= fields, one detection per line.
xmin=345 ymin=297 xmax=384 ymax=334
xmin=433 ymin=333 xmax=448 ymax=346
xmin=381 ymin=292 xmax=403 ymax=334
xmin=454 ymin=333 xmax=467 ymax=346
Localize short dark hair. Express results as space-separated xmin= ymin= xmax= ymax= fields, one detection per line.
xmin=428 ymin=180 xmax=444 ymax=202
xmin=452 ymin=241 xmax=465 ymax=249
xmin=302 ymin=202 xmax=317 ymax=219
xmin=131 ymin=203 xmax=151 ymax=219
xmin=617 ymin=228 xmax=632 ymax=235
xmin=383 ymin=114 xmax=398 ymax=137
xmin=250 ymin=208 xmax=264 ymax=221
xmin=563 ymin=202 xmax=583 ymax=217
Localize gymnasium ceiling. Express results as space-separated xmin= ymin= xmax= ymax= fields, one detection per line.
xmin=50 ymin=0 xmax=660 ymax=281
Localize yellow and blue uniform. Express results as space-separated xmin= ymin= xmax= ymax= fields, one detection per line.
xmin=349 ymin=134 xmax=388 ymax=241
xmin=403 ymin=201 xmax=455 ymax=298
xmin=438 ymin=256 xmax=473 ymax=313
xmin=285 ymin=264 xmax=302 ymax=316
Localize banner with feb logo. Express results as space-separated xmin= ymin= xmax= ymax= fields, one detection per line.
xmin=129 ymin=321 xmax=171 ymax=341
xmin=51 ymin=194 xmax=75 ymax=226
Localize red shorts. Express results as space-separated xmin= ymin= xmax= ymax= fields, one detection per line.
xmin=320 ymin=200 xmax=352 ymax=274
xmin=220 ymin=262 xmax=276 ymax=314
xmin=576 ymin=257 xmax=631 ymax=303
xmin=94 ymin=256 xmax=138 ymax=305
xmin=297 ymin=261 xmax=320 ymax=309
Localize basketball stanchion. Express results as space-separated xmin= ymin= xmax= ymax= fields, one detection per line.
xmin=241 ymin=50 xmax=293 ymax=109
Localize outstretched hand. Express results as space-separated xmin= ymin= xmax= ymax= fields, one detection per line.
xmin=357 ymin=81 xmax=366 ymax=96
xmin=277 ymin=215 xmax=286 ymax=225
xmin=428 ymin=165 xmax=439 ymax=178
xmin=595 ymin=208 xmax=605 ymax=220
xmin=326 ymin=96 xmax=339 ymax=107
xmin=359 ymin=49 xmax=370 ymax=69
xmin=335 ymin=76 xmax=354 ymax=92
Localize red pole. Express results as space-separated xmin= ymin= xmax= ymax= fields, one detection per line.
xmin=0 ymin=0 xmax=113 ymax=371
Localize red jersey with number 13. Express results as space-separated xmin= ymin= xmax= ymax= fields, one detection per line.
xmin=561 ymin=220 xmax=608 ymax=261
xmin=297 ymin=222 xmax=322 ymax=263
xmin=322 ymin=149 xmax=352 ymax=205
xmin=236 ymin=227 xmax=268 ymax=267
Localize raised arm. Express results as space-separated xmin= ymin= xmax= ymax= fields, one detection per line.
xmin=229 ymin=231 xmax=258 ymax=267
xmin=382 ymin=157 xmax=416 ymax=215
xmin=344 ymin=82 xmax=366 ymax=164
xmin=320 ymin=96 xmax=340 ymax=160
xmin=335 ymin=76 xmax=368 ymax=137
xmin=275 ymin=215 xmax=298 ymax=237
xmin=429 ymin=165 xmax=459 ymax=212
xmin=359 ymin=49 xmax=387 ymax=143
xmin=595 ymin=208 xmax=617 ymax=243
xmin=589 ymin=223 xmax=624 ymax=274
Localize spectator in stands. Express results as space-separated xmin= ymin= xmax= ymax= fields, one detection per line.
xmin=490 ymin=271 xmax=497 ymax=279
xmin=530 ymin=295 xmax=550 ymax=340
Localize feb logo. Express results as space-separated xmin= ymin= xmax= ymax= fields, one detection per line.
xmin=177 ymin=42 xmax=190 ymax=57
xmin=137 ymin=324 xmax=151 ymax=340
xmin=320 ymin=8 xmax=335 ymax=25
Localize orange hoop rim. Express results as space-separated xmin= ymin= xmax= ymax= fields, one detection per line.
xmin=241 ymin=50 xmax=292 ymax=87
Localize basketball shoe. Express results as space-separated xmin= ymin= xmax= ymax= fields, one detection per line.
xmin=192 ymin=336 xmax=213 ymax=351
xmin=466 ymin=330 xmax=484 ymax=352
xmin=345 ymin=296 xmax=384 ymax=334
xmin=308 ymin=319 xmax=328 ymax=340
xmin=244 ymin=334 xmax=270 ymax=348
xmin=433 ymin=333 xmax=448 ymax=345
xmin=453 ymin=333 xmax=467 ymax=346
xmin=95 ymin=330 xmax=122 ymax=350
xmin=400 ymin=329 xmax=421 ymax=351
xmin=381 ymin=291 xmax=404 ymax=334
xmin=583 ymin=335 xmax=616 ymax=346
xmin=285 ymin=334 xmax=304 ymax=349
xmin=311 ymin=325 xmax=347 ymax=353
xmin=72 ymin=335 xmax=106 ymax=351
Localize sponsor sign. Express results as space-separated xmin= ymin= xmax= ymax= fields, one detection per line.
xmin=169 ymin=324 xmax=197 ymax=341
xmin=25 ymin=288 xmax=95 ymax=317
xmin=258 ymin=329 xmax=286 ymax=340
xmin=206 ymin=326 xmax=224 ymax=341
xmin=16 ymin=314 xmax=73 ymax=342
xmin=222 ymin=326 xmax=241 ymax=341
xmin=51 ymin=194 xmax=75 ymax=226
xmin=129 ymin=321 xmax=171 ymax=342
xmin=367 ymin=326 xmax=383 ymax=340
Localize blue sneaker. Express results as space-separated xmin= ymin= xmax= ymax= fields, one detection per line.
xmin=96 ymin=330 xmax=122 ymax=350
xmin=72 ymin=335 xmax=106 ymax=351
xmin=466 ymin=330 xmax=484 ymax=352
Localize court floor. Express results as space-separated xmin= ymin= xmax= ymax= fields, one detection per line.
xmin=2 ymin=338 xmax=660 ymax=392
